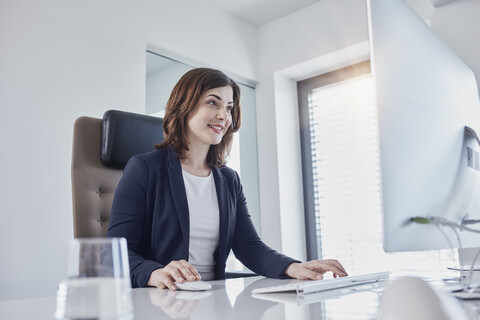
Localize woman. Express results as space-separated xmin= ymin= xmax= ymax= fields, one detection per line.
xmin=107 ymin=68 xmax=347 ymax=290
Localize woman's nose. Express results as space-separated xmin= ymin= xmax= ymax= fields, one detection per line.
xmin=217 ymin=107 xmax=227 ymax=120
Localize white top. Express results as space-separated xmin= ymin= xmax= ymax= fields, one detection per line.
xmin=182 ymin=170 xmax=220 ymax=281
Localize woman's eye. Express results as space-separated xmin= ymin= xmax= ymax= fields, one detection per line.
xmin=226 ymin=106 xmax=233 ymax=112
xmin=208 ymin=100 xmax=217 ymax=106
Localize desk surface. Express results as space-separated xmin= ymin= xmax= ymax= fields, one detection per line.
xmin=1 ymin=276 xmax=479 ymax=320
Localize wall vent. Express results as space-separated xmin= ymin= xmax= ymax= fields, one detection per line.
xmin=467 ymin=147 xmax=480 ymax=171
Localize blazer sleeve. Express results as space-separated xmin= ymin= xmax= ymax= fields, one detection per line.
xmin=230 ymin=171 xmax=300 ymax=278
xmin=106 ymin=156 xmax=162 ymax=287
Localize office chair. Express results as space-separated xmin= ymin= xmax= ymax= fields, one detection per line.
xmin=71 ymin=109 xmax=255 ymax=278
xmin=71 ymin=110 xmax=164 ymax=238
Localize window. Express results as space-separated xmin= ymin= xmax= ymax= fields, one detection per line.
xmin=298 ymin=61 xmax=458 ymax=277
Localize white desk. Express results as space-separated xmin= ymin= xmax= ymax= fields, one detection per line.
xmin=1 ymin=276 xmax=479 ymax=319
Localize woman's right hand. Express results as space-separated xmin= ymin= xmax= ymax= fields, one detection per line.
xmin=147 ymin=260 xmax=201 ymax=290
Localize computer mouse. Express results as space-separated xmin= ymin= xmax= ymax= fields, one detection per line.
xmin=174 ymin=280 xmax=212 ymax=291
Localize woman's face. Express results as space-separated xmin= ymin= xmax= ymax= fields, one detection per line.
xmin=186 ymin=86 xmax=234 ymax=148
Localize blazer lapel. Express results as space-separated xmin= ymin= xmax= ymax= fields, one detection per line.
xmin=166 ymin=147 xmax=190 ymax=255
xmin=212 ymin=168 xmax=230 ymax=266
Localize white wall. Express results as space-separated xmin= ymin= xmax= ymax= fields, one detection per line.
xmin=430 ymin=0 xmax=480 ymax=93
xmin=0 ymin=0 xmax=257 ymax=300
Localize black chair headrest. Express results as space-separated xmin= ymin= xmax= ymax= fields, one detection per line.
xmin=101 ymin=110 xmax=164 ymax=169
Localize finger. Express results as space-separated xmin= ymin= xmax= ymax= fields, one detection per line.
xmin=323 ymin=262 xmax=348 ymax=277
xmin=324 ymin=259 xmax=348 ymax=275
xmin=188 ymin=264 xmax=202 ymax=280
xmin=309 ymin=261 xmax=347 ymax=277
xmin=155 ymin=281 xmax=167 ymax=289
xmin=325 ymin=265 xmax=346 ymax=277
xmin=178 ymin=260 xmax=201 ymax=281
xmin=159 ymin=273 xmax=177 ymax=291
xmin=295 ymin=266 xmax=323 ymax=280
xmin=164 ymin=267 xmax=185 ymax=284
xmin=305 ymin=260 xmax=346 ymax=275
xmin=180 ymin=260 xmax=201 ymax=280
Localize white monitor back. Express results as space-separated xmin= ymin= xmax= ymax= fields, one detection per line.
xmin=367 ymin=0 xmax=480 ymax=252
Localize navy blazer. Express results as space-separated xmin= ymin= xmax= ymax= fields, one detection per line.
xmin=107 ymin=146 xmax=297 ymax=287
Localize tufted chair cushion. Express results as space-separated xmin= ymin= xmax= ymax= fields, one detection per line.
xmin=71 ymin=117 xmax=123 ymax=238
xmin=71 ymin=111 xmax=163 ymax=238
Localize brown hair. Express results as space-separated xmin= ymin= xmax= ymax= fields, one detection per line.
xmin=155 ymin=68 xmax=242 ymax=167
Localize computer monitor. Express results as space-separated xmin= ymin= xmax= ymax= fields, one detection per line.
xmin=367 ymin=0 xmax=480 ymax=252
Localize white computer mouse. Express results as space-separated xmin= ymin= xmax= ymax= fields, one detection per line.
xmin=174 ymin=280 xmax=212 ymax=291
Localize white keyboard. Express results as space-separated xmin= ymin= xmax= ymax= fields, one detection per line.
xmin=251 ymin=272 xmax=390 ymax=295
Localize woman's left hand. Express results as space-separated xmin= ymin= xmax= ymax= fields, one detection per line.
xmin=285 ymin=259 xmax=348 ymax=280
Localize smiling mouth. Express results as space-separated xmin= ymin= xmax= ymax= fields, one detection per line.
xmin=208 ymin=124 xmax=223 ymax=133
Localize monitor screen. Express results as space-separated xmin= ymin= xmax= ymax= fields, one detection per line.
xmin=367 ymin=0 xmax=480 ymax=252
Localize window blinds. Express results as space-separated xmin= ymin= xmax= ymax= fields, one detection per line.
xmin=307 ymin=73 xmax=458 ymax=276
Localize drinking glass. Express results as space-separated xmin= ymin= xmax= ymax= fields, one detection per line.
xmin=55 ymin=237 xmax=133 ymax=320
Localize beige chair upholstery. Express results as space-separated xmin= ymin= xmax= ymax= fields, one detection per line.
xmin=71 ymin=110 xmax=164 ymax=238
xmin=71 ymin=116 xmax=123 ymax=238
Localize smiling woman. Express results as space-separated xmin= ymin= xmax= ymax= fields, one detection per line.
xmin=107 ymin=67 xmax=348 ymax=290
xmin=155 ymin=68 xmax=241 ymax=169
xmin=185 ymin=87 xmax=235 ymax=157
xmin=145 ymin=52 xmax=258 ymax=273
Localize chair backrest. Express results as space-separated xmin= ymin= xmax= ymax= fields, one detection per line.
xmin=71 ymin=110 xmax=163 ymax=238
